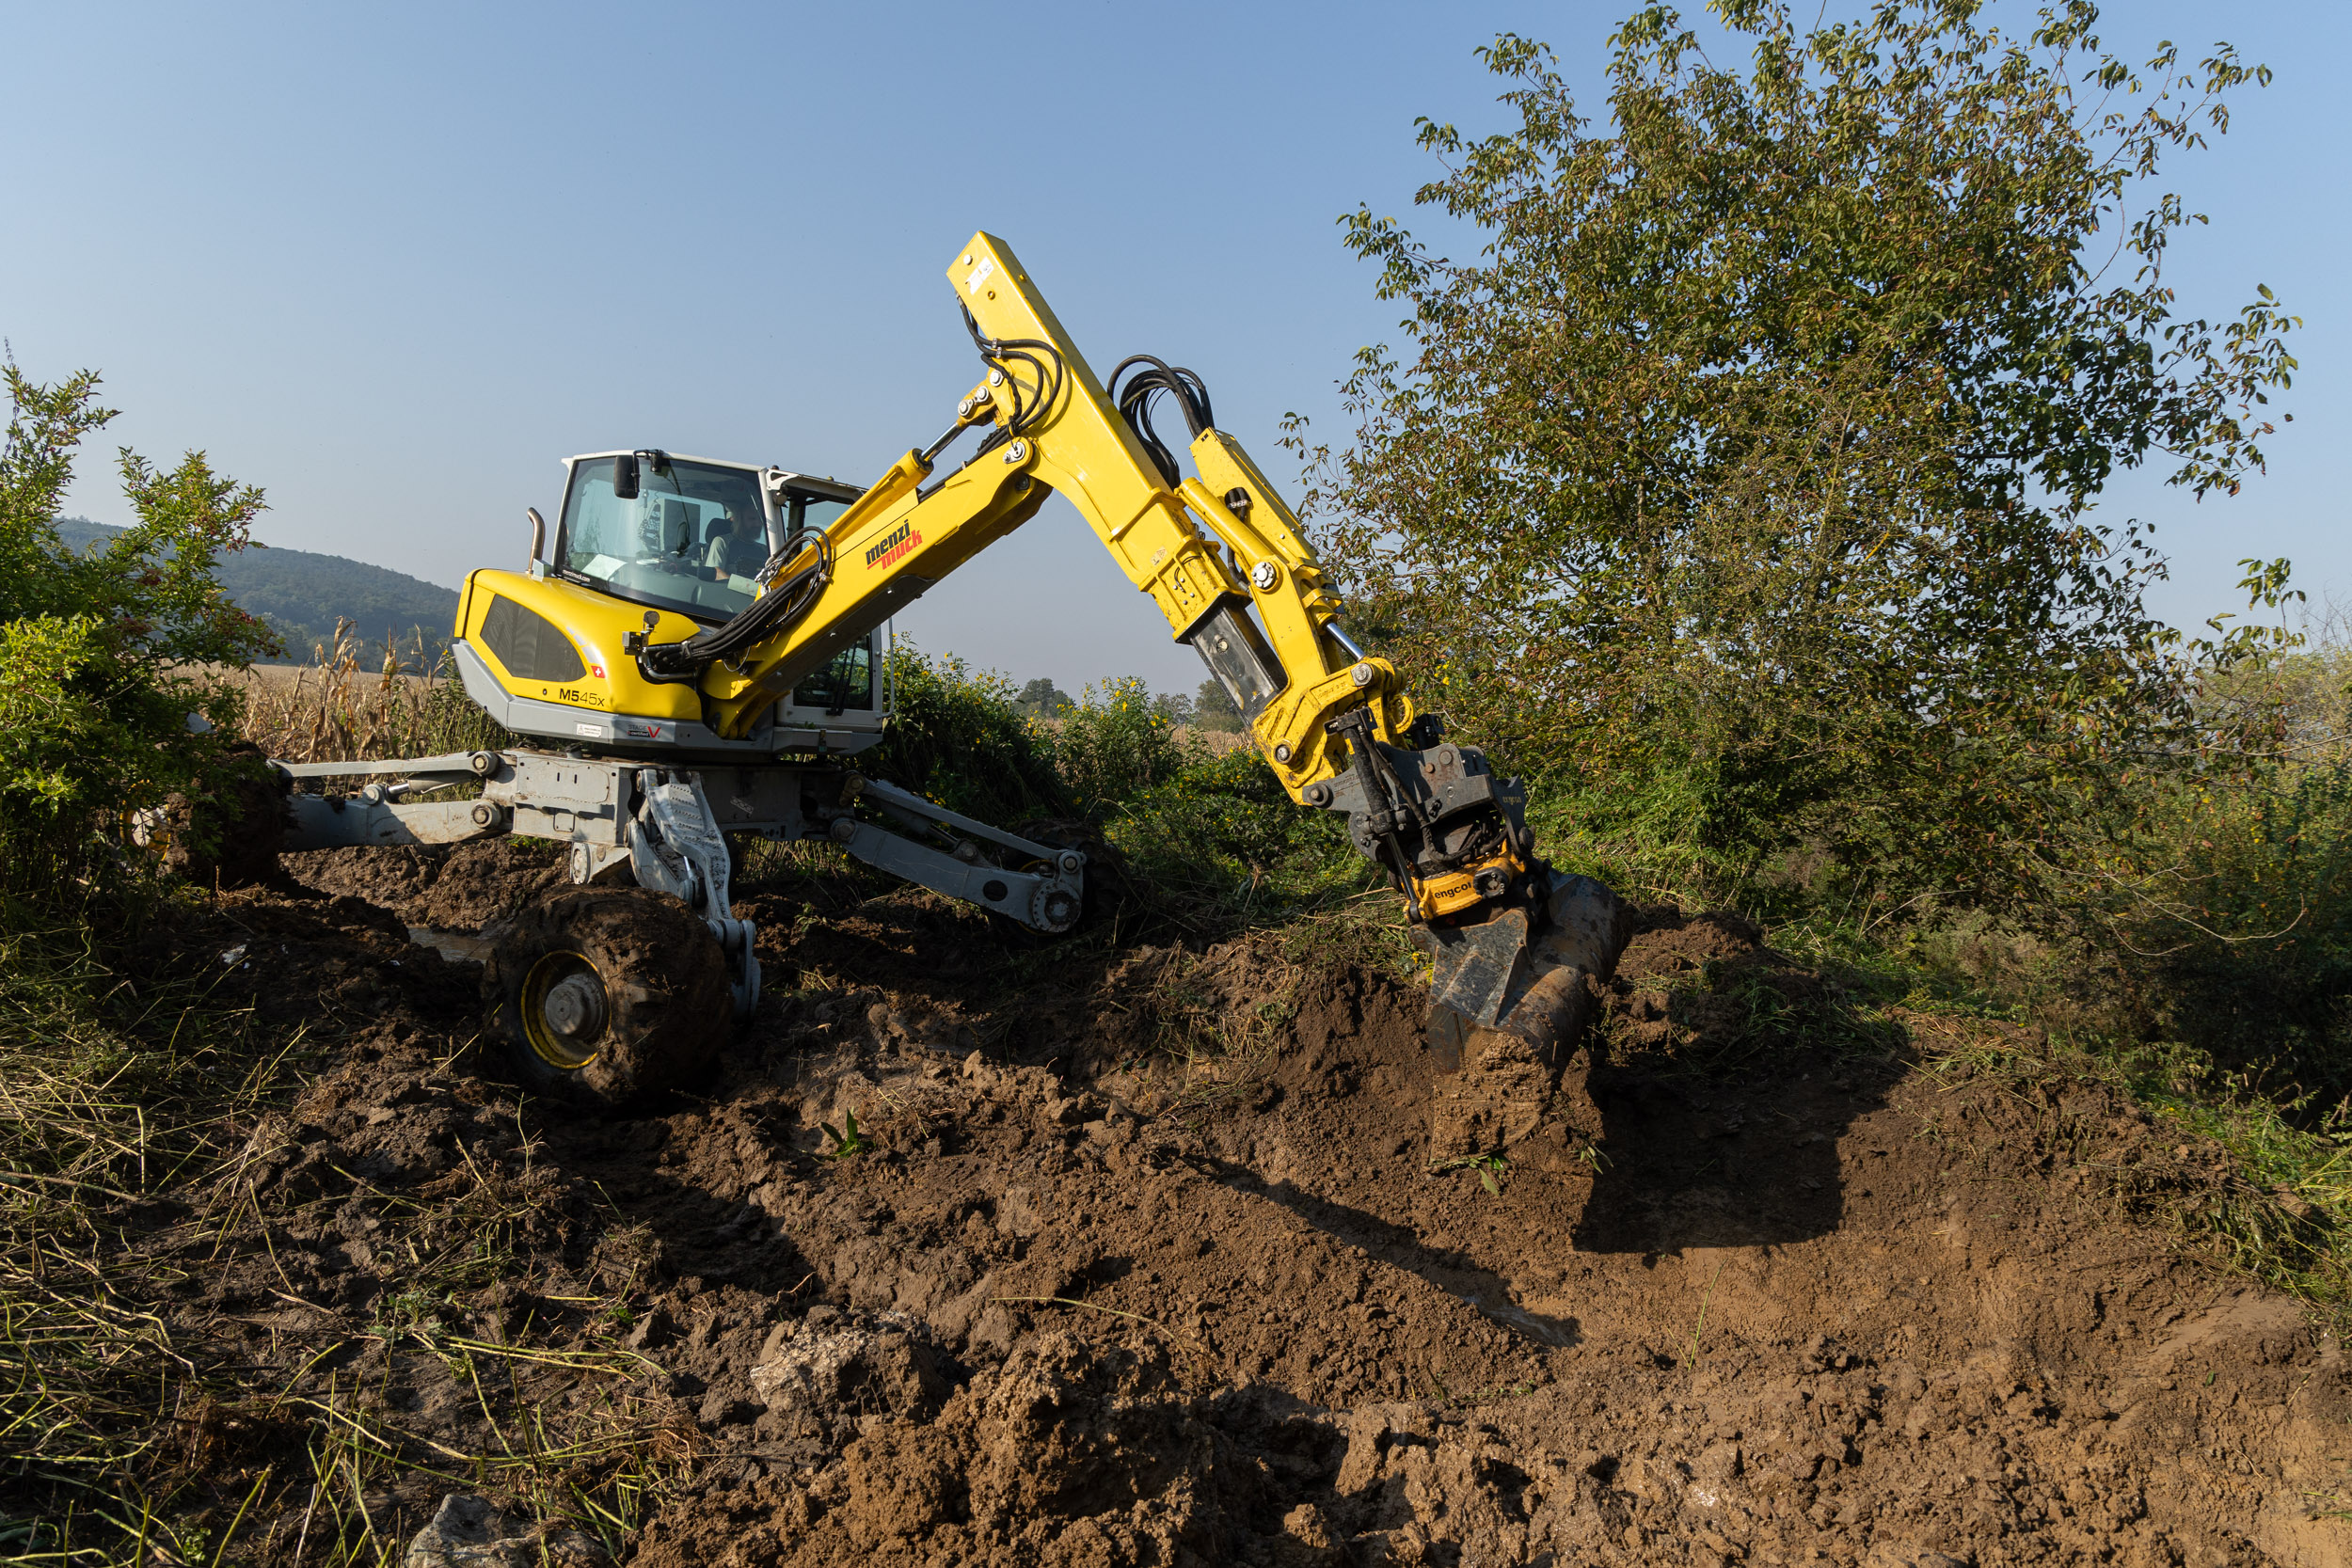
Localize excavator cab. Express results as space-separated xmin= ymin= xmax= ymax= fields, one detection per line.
xmin=555 ymin=451 xmax=854 ymax=622
xmin=443 ymin=451 xmax=890 ymax=757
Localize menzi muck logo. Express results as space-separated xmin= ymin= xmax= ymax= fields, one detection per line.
xmin=864 ymin=521 xmax=921 ymax=571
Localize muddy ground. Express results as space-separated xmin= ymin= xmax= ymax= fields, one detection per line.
xmin=97 ymin=844 xmax=2352 ymax=1566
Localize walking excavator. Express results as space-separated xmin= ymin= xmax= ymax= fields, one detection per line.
xmin=266 ymin=233 xmax=1629 ymax=1131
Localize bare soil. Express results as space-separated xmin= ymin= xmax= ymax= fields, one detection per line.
xmin=116 ymin=845 xmax=2352 ymax=1566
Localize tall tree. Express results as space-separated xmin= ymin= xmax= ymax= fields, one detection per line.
xmin=1016 ymin=676 xmax=1073 ymax=713
xmin=1297 ymin=2 xmax=2297 ymax=908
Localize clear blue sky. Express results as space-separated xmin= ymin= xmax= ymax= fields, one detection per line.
xmin=6 ymin=1 xmax=2344 ymax=694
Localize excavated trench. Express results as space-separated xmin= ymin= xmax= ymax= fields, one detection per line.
xmin=137 ymin=845 xmax=2352 ymax=1566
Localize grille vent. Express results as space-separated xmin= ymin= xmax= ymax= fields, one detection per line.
xmin=480 ymin=594 xmax=586 ymax=684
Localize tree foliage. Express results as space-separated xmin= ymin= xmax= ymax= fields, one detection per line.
xmin=0 ymin=361 xmax=277 ymax=893
xmin=1193 ymin=677 xmax=1244 ymax=732
xmin=1015 ymin=676 xmax=1073 ymax=714
xmin=1296 ymin=1 xmax=2297 ymax=911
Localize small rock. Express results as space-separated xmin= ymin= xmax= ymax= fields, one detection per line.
xmin=697 ymin=1386 xmax=759 ymax=1429
xmin=402 ymin=1496 xmax=530 ymax=1568
xmin=995 ymin=1186 xmax=1045 ymax=1238
xmin=624 ymin=1306 xmax=673 ymax=1351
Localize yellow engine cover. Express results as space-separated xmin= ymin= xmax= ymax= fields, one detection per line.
xmin=455 ymin=569 xmax=707 ymax=724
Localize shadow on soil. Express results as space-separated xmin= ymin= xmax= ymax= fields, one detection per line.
xmin=1568 ymin=1049 xmax=1894 ymax=1256
xmin=1188 ymin=1153 xmax=1582 ymax=1348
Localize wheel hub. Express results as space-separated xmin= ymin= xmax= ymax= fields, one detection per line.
xmin=521 ymin=951 xmax=608 ymax=1070
xmin=543 ymin=972 xmax=607 ymax=1039
xmin=1033 ymin=884 xmax=1080 ymax=932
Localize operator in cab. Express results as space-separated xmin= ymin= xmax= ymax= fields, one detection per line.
xmin=706 ymin=504 xmax=769 ymax=580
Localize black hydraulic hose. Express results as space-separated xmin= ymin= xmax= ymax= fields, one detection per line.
xmin=1331 ymin=707 xmax=1417 ymax=908
xmin=1107 ymin=356 xmax=1214 ymax=488
xmin=640 ymin=300 xmax=1071 ymax=686
xmin=635 ymin=535 xmax=832 ymax=683
xmin=960 ymin=304 xmax=1065 ymax=437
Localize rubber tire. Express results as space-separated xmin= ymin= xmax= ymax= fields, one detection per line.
xmin=482 ymin=887 xmax=731 ymax=1110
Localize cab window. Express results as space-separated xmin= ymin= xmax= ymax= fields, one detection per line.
xmin=559 ymin=456 xmax=770 ymax=621
xmin=792 ymin=638 xmax=875 ymax=713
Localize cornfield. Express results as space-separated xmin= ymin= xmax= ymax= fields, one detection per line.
xmin=231 ymin=623 xmax=512 ymax=764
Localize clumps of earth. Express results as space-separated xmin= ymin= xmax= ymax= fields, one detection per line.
xmin=130 ymin=846 xmax=2349 ymax=1566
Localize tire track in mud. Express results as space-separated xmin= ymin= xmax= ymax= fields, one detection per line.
xmin=143 ymin=849 xmax=2352 ymax=1566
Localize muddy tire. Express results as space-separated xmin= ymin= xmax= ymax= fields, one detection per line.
xmin=482 ymin=887 xmax=730 ymax=1110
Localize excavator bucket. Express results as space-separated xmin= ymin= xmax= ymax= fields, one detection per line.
xmin=1417 ymin=873 xmax=1631 ymax=1156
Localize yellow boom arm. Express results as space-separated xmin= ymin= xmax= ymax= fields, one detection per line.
xmin=667 ymin=231 xmax=1532 ymax=923
xmin=700 ymin=233 xmax=1406 ymax=788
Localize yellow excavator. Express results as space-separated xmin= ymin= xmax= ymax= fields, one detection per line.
xmin=271 ymin=233 xmax=1627 ymax=1121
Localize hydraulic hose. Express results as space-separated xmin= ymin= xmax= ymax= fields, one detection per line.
xmin=634 ymin=535 xmax=832 ymax=684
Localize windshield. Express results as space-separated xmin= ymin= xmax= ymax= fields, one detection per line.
xmin=560 ymin=456 xmax=771 ymax=620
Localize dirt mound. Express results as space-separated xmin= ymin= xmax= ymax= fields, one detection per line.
xmin=109 ymin=879 xmax=2352 ymax=1567
xmin=285 ymin=839 xmax=568 ymax=928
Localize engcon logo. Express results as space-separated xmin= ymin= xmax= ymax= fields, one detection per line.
xmin=864 ymin=520 xmax=921 ymax=571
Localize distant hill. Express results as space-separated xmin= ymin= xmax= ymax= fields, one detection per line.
xmin=51 ymin=517 xmax=460 ymax=667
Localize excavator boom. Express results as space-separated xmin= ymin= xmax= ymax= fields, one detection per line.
xmin=643 ymin=234 xmax=1627 ymax=1077
xmin=645 ymin=235 xmax=1547 ymax=934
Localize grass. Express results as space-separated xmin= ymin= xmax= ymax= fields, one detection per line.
xmin=2126 ymin=1059 xmax=2352 ymax=1319
xmin=0 ymin=915 xmax=311 ymax=1565
xmin=0 ymin=913 xmax=698 ymax=1568
xmin=1427 ymin=1152 xmax=1508 ymax=1195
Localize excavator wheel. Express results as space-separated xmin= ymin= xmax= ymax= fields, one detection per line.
xmin=482 ymin=887 xmax=730 ymax=1110
xmin=992 ymin=817 xmax=1138 ymax=944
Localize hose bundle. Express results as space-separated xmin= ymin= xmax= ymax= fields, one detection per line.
xmin=634 ymin=531 xmax=833 ymax=683
xmin=1107 ymin=356 xmax=1215 ymax=487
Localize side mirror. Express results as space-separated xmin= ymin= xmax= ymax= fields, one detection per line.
xmin=612 ymin=453 xmax=640 ymax=499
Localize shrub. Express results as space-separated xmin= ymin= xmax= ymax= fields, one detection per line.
xmin=1107 ymin=744 xmax=1374 ymax=918
xmin=0 ymin=362 xmax=276 ymax=899
xmin=1056 ymin=676 xmax=1188 ymax=816
xmin=865 ymin=641 xmax=1072 ymax=825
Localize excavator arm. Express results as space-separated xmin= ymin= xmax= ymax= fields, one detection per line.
xmin=650 ymin=232 xmax=1543 ymax=939
xmin=627 ymin=232 xmax=1629 ymax=1083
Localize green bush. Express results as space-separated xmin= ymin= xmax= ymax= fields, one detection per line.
xmin=1107 ymin=745 xmax=1375 ymax=919
xmin=2103 ymin=758 xmax=2352 ymax=1108
xmin=1056 ymin=676 xmax=1188 ymax=816
xmin=0 ymin=363 xmax=276 ymax=899
xmin=856 ymin=650 xmax=1370 ymax=924
xmin=865 ymin=641 xmax=1072 ymax=825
